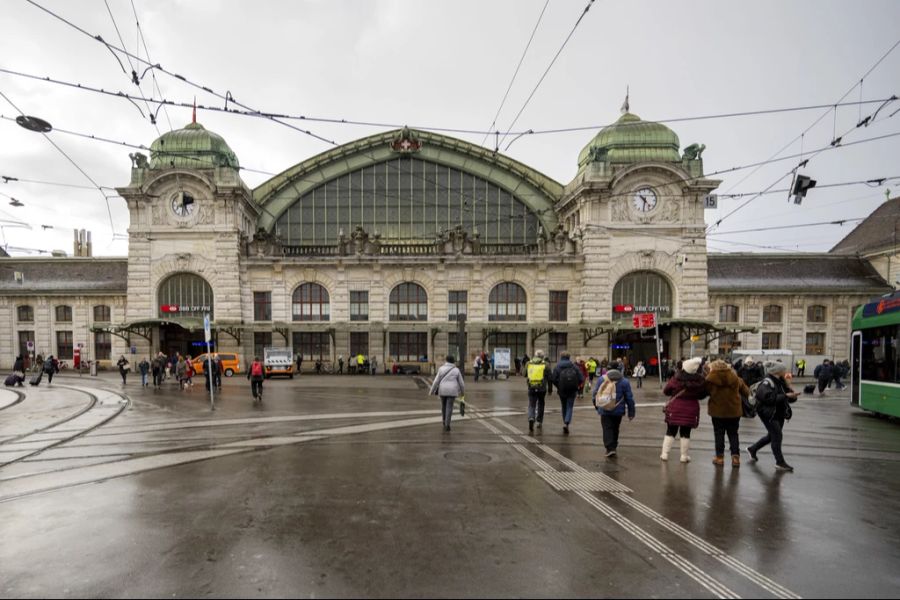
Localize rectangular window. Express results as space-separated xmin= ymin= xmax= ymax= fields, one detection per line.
xmin=548 ymin=332 xmax=567 ymax=362
xmin=350 ymin=291 xmax=369 ymax=322
xmin=18 ymin=330 xmax=34 ymax=365
xmin=807 ymin=305 xmax=827 ymax=323
xmin=253 ymin=292 xmax=272 ymax=321
xmin=762 ymin=305 xmax=783 ymax=323
xmin=56 ymin=330 xmax=73 ymax=360
xmin=253 ymin=332 xmax=272 ymax=362
xmin=17 ymin=305 xmax=34 ymax=322
xmin=95 ymin=332 xmax=111 ymax=360
xmin=718 ymin=333 xmax=740 ymax=355
xmin=93 ymin=305 xmax=111 ymax=322
xmin=761 ymin=332 xmax=782 ymax=350
xmin=719 ymin=305 xmax=739 ymax=323
xmin=448 ymin=332 xmax=465 ymax=361
xmin=549 ymin=291 xmax=568 ymax=322
xmin=55 ymin=306 xmax=72 ymax=322
xmin=448 ymin=291 xmax=468 ymax=322
xmin=860 ymin=325 xmax=899 ymax=384
xmin=292 ymin=332 xmax=330 ymax=361
xmin=389 ymin=332 xmax=427 ymax=362
xmin=806 ymin=332 xmax=826 ymax=355
xmin=350 ymin=332 xmax=369 ymax=358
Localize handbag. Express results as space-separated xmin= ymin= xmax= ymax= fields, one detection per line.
xmin=662 ymin=388 xmax=685 ymax=415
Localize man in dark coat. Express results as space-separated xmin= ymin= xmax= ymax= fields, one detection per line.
xmin=814 ymin=360 xmax=834 ymax=394
xmin=551 ymin=352 xmax=584 ymax=435
xmin=747 ymin=362 xmax=798 ymax=471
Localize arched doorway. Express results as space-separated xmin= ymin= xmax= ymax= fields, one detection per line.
xmin=610 ymin=271 xmax=673 ymax=370
xmin=157 ymin=273 xmax=214 ymax=358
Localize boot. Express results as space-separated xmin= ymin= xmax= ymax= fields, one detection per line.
xmin=680 ymin=438 xmax=692 ymax=463
xmin=660 ymin=435 xmax=675 ymax=461
xmin=712 ymin=455 xmax=724 ymax=466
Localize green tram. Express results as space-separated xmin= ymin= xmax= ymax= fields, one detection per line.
xmin=851 ymin=291 xmax=900 ymax=418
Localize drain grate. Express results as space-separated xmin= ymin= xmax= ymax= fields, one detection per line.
xmin=537 ymin=471 xmax=632 ymax=493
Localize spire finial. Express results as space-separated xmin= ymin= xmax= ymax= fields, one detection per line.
xmin=192 ymin=96 xmax=197 ymax=124
xmin=620 ymin=85 xmax=630 ymax=114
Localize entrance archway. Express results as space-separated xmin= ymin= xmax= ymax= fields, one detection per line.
xmin=159 ymin=322 xmax=210 ymax=359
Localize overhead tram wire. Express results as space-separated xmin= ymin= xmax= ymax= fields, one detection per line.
xmin=717 ymin=36 xmax=900 ymax=198
xmin=497 ymin=0 xmax=596 ymax=149
xmin=705 ymin=218 xmax=867 ymax=237
xmin=129 ymin=0 xmax=173 ymax=131
xmin=480 ymin=0 xmax=550 ymax=150
xmin=0 ymin=90 xmax=119 ymax=237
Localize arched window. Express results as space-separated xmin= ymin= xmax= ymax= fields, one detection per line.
xmin=807 ymin=305 xmax=827 ymax=323
xmin=762 ymin=305 xmax=782 ymax=323
xmin=719 ymin=305 xmax=740 ymax=323
xmin=158 ymin=273 xmax=214 ymax=318
xmin=292 ymin=283 xmax=330 ymax=321
xmin=489 ymin=282 xmax=527 ymax=321
xmin=94 ymin=305 xmax=111 ymax=322
xmin=55 ymin=305 xmax=73 ymax=322
xmin=612 ymin=271 xmax=673 ymax=317
xmin=390 ymin=283 xmax=428 ymax=321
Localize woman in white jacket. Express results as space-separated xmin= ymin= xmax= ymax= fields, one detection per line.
xmin=430 ymin=355 xmax=465 ymax=432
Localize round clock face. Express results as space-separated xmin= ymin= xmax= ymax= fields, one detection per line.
xmin=632 ymin=188 xmax=658 ymax=212
xmin=171 ymin=191 xmax=196 ymax=217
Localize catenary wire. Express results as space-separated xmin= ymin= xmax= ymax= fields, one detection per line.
xmin=130 ymin=0 xmax=173 ymax=131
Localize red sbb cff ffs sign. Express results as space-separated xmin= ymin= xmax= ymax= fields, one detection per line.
xmin=613 ymin=304 xmax=634 ymax=313
xmin=160 ymin=304 xmax=180 ymax=313
xmin=633 ymin=313 xmax=655 ymax=328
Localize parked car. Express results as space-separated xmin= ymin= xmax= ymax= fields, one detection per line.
xmin=191 ymin=353 xmax=241 ymax=377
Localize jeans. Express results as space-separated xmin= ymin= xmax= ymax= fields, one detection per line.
xmin=601 ymin=414 xmax=623 ymax=450
xmin=711 ymin=416 xmax=741 ymax=456
xmin=636 ymin=377 xmax=643 ymax=388
xmin=141 ymin=373 xmax=148 ymax=386
xmin=559 ymin=395 xmax=576 ymax=425
xmin=528 ymin=390 xmax=546 ymax=423
xmin=440 ymin=396 xmax=455 ymax=426
xmin=666 ymin=424 xmax=692 ymax=438
xmin=750 ymin=416 xmax=786 ymax=464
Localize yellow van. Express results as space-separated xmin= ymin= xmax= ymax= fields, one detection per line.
xmin=191 ymin=353 xmax=241 ymax=377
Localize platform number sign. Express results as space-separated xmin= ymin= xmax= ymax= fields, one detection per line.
xmin=704 ymin=194 xmax=718 ymax=209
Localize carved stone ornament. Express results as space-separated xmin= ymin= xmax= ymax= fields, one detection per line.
xmin=390 ymin=126 xmax=422 ymax=153
xmin=248 ymin=228 xmax=284 ymax=257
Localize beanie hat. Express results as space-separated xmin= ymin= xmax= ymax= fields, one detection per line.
xmin=744 ymin=356 xmax=755 ymax=365
xmin=606 ymin=369 xmax=623 ymax=381
xmin=682 ymin=357 xmax=702 ymax=374
xmin=766 ymin=362 xmax=787 ymax=376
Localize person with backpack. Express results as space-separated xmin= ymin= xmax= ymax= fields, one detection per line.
xmin=747 ymin=362 xmax=798 ymax=471
xmin=591 ymin=368 xmax=635 ymax=458
xmin=43 ymin=355 xmax=59 ymax=385
xmin=117 ymin=355 xmax=130 ymax=385
xmin=738 ymin=357 xmax=764 ymax=389
xmin=429 ymin=355 xmax=465 ymax=432
xmin=633 ymin=361 xmax=646 ymax=389
xmin=814 ymin=359 xmax=833 ymax=394
xmin=526 ymin=350 xmax=552 ymax=433
xmin=705 ymin=359 xmax=750 ymax=467
xmin=552 ymin=352 xmax=584 ymax=435
xmin=248 ymin=356 xmax=265 ymax=401
xmin=660 ymin=357 xmax=709 ymax=463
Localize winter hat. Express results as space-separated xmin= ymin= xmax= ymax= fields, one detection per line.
xmin=744 ymin=356 xmax=755 ymax=365
xmin=606 ymin=369 xmax=623 ymax=381
xmin=682 ymin=357 xmax=702 ymax=374
xmin=766 ymin=362 xmax=787 ymax=376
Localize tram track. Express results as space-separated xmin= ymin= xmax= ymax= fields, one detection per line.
xmin=0 ymin=388 xmax=26 ymax=411
xmin=0 ymin=386 xmax=129 ymax=469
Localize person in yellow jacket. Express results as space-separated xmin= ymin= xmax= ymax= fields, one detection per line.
xmin=586 ymin=357 xmax=598 ymax=386
xmin=357 ymin=353 xmax=365 ymax=374
xmin=526 ymin=350 xmax=553 ymax=433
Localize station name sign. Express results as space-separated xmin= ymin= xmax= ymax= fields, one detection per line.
xmin=160 ymin=304 xmax=211 ymax=314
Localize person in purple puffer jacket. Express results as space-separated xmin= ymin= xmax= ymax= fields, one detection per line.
xmin=661 ymin=357 xmax=709 ymax=463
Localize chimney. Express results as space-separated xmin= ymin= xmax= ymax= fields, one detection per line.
xmin=74 ymin=230 xmax=80 ymax=256
xmin=86 ymin=231 xmax=92 ymax=257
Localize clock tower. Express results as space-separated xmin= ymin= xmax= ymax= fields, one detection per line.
xmin=559 ymin=109 xmax=720 ymax=356
xmin=117 ymin=120 xmax=259 ymax=357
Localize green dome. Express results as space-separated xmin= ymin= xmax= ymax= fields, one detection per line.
xmin=578 ymin=112 xmax=680 ymax=168
xmin=149 ymin=122 xmax=240 ymax=169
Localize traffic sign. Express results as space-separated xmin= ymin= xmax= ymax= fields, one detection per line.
xmin=26 ymin=340 xmax=34 ymax=352
xmin=632 ymin=313 xmax=655 ymax=328
xmin=203 ymin=313 xmax=211 ymax=343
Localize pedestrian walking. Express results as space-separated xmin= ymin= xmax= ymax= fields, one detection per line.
xmin=738 ymin=357 xmax=765 ymax=389
xmin=660 ymin=357 xmax=708 ymax=463
xmin=526 ymin=350 xmax=552 ymax=432
xmin=211 ymin=356 xmax=223 ymax=390
xmin=139 ymin=357 xmax=150 ymax=387
xmin=481 ymin=351 xmax=490 ymax=380
xmin=586 ymin=357 xmax=598 ymax=386
xmin=705 ymin=359 xmax=749 ymax=467
xmin=575 ymin=356 xmax=589 ymax=399
xmin=796 ymin=358 xmax=806 ymax=378
xmin=633 ymin=361 xmax=646 ymax=388
xmin=43 ymin=355 xmax=59 ymax=384
xmin=747 ymin=362 xmax=798 ymax=471
xmin=176 ymin=357 xmax=188 ymax=390
xmin=371 ymin=356 xmax=378 ymax=375
xmin=296 ymin=354 xmax=304 ymax=375
xmin=338 ymin=354 xmax=344 ymax=375
xmin=429 ymin=355 xmax=465 ymax=432
xmin=591 ymin=368 xmax=635 ymax=458
xmin=832 ymin=360 xmax=848 ymax=390
xmin=11 ymin=355 xmax=26 ymax=387
xmin=473 ymin=353 xmax=482 ymax=382
xmin=814 ymin=360 xmax=833 ymax=394
xmin=552 ymin=352 xmax=584 ymax=435
xmin=248 ymin=356 xmax=264 ymax=401
xmin=116 ymin=355 xmax=130 ymax=385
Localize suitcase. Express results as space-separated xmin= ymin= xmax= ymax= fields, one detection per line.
xmin=803 ymin=384 xmax=816 ymax=394
xmin=4 ymin=374 xmax=17 ymax=387
xmin=29 ymin=371 xmax=43 ymax=386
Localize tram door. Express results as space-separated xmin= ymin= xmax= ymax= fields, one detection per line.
xmin=850 ymin=331 xmax=862 ymax=407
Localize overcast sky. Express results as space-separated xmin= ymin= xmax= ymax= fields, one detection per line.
xmin=1 ymin=0 xmax=899 ymax=257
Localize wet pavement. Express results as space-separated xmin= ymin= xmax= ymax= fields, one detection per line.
xmin=1 ymin=372 xmax=898 ymax=598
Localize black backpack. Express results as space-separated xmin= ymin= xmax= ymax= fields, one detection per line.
xmin=557 ymin=366 xmax=579 ymax=395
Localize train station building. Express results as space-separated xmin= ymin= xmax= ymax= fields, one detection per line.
xmin=0 ymin=112 xmax=893 ymax=370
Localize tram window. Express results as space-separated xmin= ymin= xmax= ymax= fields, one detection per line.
xmin=861 ymin=326 xmax=899 ymax=383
